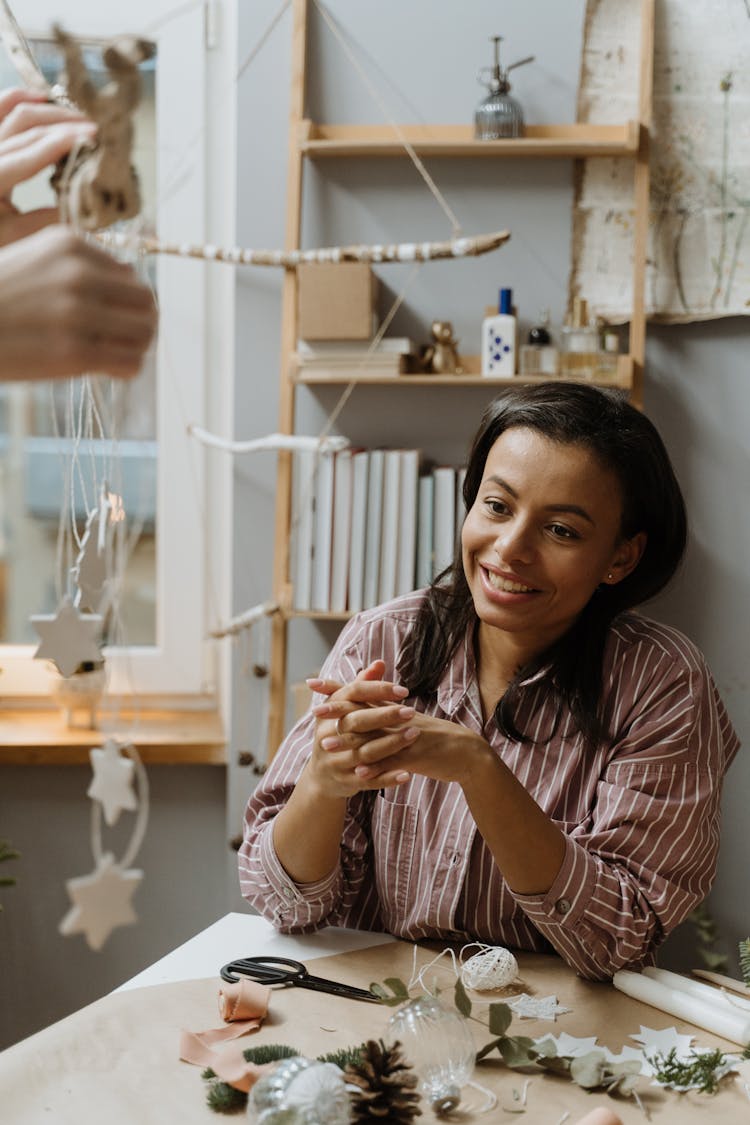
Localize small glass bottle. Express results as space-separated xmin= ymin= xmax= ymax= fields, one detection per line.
xmin=594 ymin=328 xmax=621 ymax=383
xmin=559 ymin=297 xmax=599 ymax=381
xmin=474 ymin=37 xmax=534 ymax=140
xmin=519 ymin=309 xmax=559 ymax=377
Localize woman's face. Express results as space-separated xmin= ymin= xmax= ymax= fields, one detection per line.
xmin=461 ymin=426 xmax=644 ymax=655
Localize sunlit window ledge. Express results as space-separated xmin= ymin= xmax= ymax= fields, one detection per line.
xmin=0 ymin=696 xmax=226 ymax=766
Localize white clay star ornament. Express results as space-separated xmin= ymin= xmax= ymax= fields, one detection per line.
xmin=87 ymin=740 xmax=138 ymax=826
xmin=30 ymin=595 xmax=102 ymax=678
xmin=59 ymin=852 xmax=142 ymax=951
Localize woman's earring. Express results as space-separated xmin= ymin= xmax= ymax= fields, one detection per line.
xmin=607 ymin=572 xmax=614 ymax=581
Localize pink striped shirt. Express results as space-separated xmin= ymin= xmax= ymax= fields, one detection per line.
xmin=238 ymin=592 xmax=740 ymax=980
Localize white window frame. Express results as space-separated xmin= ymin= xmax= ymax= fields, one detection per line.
xmin=0 ymin=0 xmax=235 ymax=702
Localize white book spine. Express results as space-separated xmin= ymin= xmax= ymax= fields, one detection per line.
xmin=347 ymin=451 xmax=370 ymax=614
xmin=396 ymin=449 xmax=419 ymax=597
xmin=378 ymin=450 xmax=402 ymax=604
xmin=330 ymin=449 xmax=353 ymax=614
xmin=290 ymin=448 xmax=315 ymax=610
xmin=363 ymin=450 xmax=385 ymax=610
xmin=416 ymin=473 xmax=434 ymax=589
xmin=311 ymin=450 xmax=336 ymax=612
xmin=432 ymin=466 xmax=457 ymax=577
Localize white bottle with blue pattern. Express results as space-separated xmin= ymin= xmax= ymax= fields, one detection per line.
xmin=481 ymin=288 xmax=516 ymax=377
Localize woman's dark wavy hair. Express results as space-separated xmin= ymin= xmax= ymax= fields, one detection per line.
xmin=397 ymin=383 xmax=688 ymax=751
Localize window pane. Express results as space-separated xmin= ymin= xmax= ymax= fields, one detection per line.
xmin=0 ymin=37 xmax=157 ymax=646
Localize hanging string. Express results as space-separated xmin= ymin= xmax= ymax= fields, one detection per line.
xmin=157 ymin=0 xmax=292 ymax=214
xmin=142 ymin=0 xmax=205 ymax=36
xmin=311 ymin=0 xmax=462 ymax=236
xmin=237 ymin=0 xmax=293 ymax=81
xmin=90 ymin=741 xmax=150 ymax=870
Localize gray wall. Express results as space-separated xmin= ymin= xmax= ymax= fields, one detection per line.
xmin=0 ymin=766 xmax=227 ymax=1048
xmin=230 ymin=0 xmax=750 ymax=972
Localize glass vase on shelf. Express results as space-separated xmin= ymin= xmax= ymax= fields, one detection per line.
xmin=559 ymin=297 xmax=599 ymax=381
xmin=519 ymin=308 xmax=559 ymax=377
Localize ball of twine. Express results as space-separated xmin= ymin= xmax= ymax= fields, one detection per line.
xmin=460 ymin=944 xmax=518 ymax=991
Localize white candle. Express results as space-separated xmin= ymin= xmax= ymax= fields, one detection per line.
xmin=693 ymin=969 xmax=750 ymax=999
xmin=612 ymin=970 xmax=750 ymax=1047
xmin=643 ymin=967 xmax=750 ymax=1013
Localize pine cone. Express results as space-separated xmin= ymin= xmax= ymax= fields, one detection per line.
xmin=344 ymin=1038 xmax=422 ymax=1123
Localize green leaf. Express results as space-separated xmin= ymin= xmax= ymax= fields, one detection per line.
xmin=487 ymin=1002 xmax=512 ymax=1036
xmin=369 ymin=978 xmax=410 ymax=1006
xmin=497 ymin=1036 xmax=538 ymax=1069
xmin=383 ymin=977 xmax=410 ymax=999
xmin=531 ymin=1036 xmax=558 ymax=1059
xmin=454 ymin=976 xmax=472 ymax=1018
xmin=534 ymin=1052 xmax=572 ymax=1078
xmin=475 ymin=1036 xmax=504 ymax=1062
xmin=570 ymin=1051 xmax=607 ymax=1089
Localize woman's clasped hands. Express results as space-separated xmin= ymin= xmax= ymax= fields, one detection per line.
xmin=307 ymin=659 xmax=488 ymax=796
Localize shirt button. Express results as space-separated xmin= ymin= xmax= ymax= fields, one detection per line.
xmin=282 ymin=887 xmax=295 ymax=901
xmin=555 ymin=898 xmax=572 ymax=916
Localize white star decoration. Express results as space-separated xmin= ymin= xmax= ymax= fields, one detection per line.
xmin=59 ymin=852 xmax=142 ymax=951
xmin=630 ymin=1024 xmax=696 ymax=1060
xmin=30 ymin=596 xmax=102 ymax=677
xmin=507 ymin=993 xmax=572 ymax=1020
xmin=87 ymin=740 xmax=138 ymax=826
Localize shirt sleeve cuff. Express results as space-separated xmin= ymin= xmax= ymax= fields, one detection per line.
xmin=259 ymin=823 xmax=342 ymax=916
xmin=510 ymin=835 xmax=596 ymax=930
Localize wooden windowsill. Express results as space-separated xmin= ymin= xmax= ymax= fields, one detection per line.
xmin=0 ymin=702 xmax=226 ymax=766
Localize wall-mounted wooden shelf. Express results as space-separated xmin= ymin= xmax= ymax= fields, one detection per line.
xmin=0 ymin=704 xmax=226 ymax=766
xmin=294 ymin=354 xmax=634 ymax=390
xmin=300 ymin=121 xmax=642 ymax=159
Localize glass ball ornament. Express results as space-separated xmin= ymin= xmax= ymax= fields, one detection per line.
xmin=386 ymin=994 xmax=476 ymax=1114
xmin=248 ymin=1057 xmax=352 ymax=1124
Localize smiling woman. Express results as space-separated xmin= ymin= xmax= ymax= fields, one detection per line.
xmin=239 ymin=384 xmax=740 ymax=981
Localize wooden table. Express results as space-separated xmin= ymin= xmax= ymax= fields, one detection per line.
xmin=2 ymin=938 xmax=748 ymax=1123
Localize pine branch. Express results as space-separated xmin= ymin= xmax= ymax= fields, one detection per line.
xmin=648 ymin=1047 xmax=729 ymax=1094
xmin=739 ymin=938 xmax=750 ymax=988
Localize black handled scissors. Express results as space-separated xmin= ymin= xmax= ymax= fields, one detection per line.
xmin=220 ymin=955 xmax=379 ymax=1003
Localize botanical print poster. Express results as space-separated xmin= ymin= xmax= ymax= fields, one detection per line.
xmin=571 ymin=0 xmax=750 ymax=323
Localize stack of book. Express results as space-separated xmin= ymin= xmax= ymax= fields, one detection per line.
xmin=295 ymin=337 xmax=415 ymax=379
xmin=291 ymin=448 xmax=466 ymax=614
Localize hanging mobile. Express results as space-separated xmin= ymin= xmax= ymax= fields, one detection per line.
xmin=474 ymin=36 xmax=535 ymax=139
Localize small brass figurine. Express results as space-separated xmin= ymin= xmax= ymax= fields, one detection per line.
xmin=421 ymin=320 xmax=463 ymax=375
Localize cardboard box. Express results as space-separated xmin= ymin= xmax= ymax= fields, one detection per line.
xmin=297 ymin=262 xmax=377 ymax=340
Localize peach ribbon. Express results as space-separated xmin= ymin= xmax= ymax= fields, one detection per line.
xmin=179 ymin=977 xmax=273 ymax=1092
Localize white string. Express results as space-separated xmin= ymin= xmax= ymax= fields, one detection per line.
xmin=311 ymin=0 xmax=462 ymax=236
xmin=142 ymin=0 xmax=205 ymax=36
xmin=407 ymin=944 xmax=461 ymax=995
xmin=460 ymin=942 xmax=519 ymax=991
xmin=158 ymin=0 xmax=292 ymax=212
xmin=237 ymin=0 xmax=293 ymax=81
xmin=210 ymin=599 xmax=279 ymax=640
